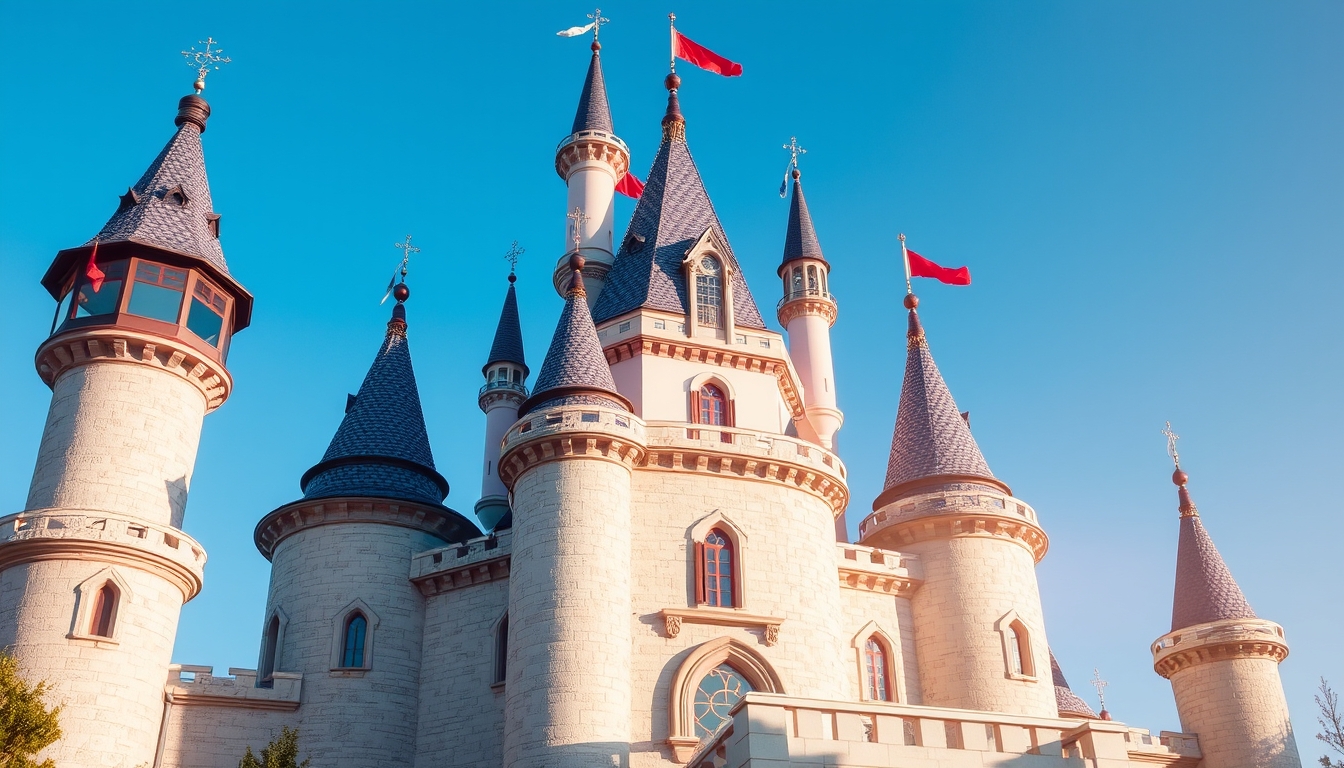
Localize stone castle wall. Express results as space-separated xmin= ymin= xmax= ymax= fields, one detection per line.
xmin=1171 ymin=657 xmax=1301 ymax=768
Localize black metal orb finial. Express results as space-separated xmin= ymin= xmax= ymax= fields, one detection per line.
xmin=393 ymin=283 xmax=411 ymax=303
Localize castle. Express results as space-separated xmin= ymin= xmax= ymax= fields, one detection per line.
xmin=0 ymin=37 xmax=1304 ymax=768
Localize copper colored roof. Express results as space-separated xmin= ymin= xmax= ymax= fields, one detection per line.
xmin=484 ymin=277 xmax=527 ymax=376
xmin=571 ymin=49 xmax=614 ymax=134
xmin=1050 ymin=651 xmax=1098 ymax=719
xmin=1170 ymin=488 xmax=1256 ymax=631
xmin=779 ymin=173 xmax=827 ymax=272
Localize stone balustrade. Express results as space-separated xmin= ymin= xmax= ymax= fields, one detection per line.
xmin=165 ymin=665 xmax=302 ymax=711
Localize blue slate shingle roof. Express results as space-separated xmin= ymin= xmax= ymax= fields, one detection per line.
xmin=484 ymin=278 xmax=527 ymax=376
xmin=522 ymin=274 xmax=626 ymax=415
xmin=880 ymin=309 xmax=999 ymax=500
xmin=1051 ymin=651 xmax=1098 ymax=718
xmin=88 ymin=116 xmax=229 ymax=274
xmin=301 ymin=303 xmax=446 ymax=506
xmin=571 ymin=49 xmax=614 ymax=134
xmin=590 ymin=94 xmax=767 ymax=330
xmin=1171 ymin=492 xmax=1257 ymax=632
xmin=780 ymin=173 xmax=827 ymax=270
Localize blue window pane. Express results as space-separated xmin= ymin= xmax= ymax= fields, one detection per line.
xmin=342 ymin=614 xmax=368 ymax=668
xmin=74 ymin=260 xmax=127 ymax=319
xmin=127 ymin=263 xmax=187 ymax=323
xmin=187 ymin=297 xmax=223 ymax=346
xmin=693 ymin=664 xmax=753 ymax=737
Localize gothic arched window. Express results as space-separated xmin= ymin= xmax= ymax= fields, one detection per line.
xmin=865 ymin=637 xmax=892 ymax=701
xmin=696 ymin=256 xmax=723 ymax=328
xmin=341 ymin=613 xmax=368 ymax=668
xmin=696 ymin=529 xmax=735 ymax=608
xmin=699 ymin=384 xmax=727 ymax=426
xmin=259 ymin=613 xmax=281 ymax=686
xmin=1006 ymin=620 xmax=1033 ymax=677
xmin=88 ymin=582 xmax=117 ymax=638
xmin=494 ymin=613 xmax=509 ymax=684
xmin=693 ymin=664 xmax=753 ymax=737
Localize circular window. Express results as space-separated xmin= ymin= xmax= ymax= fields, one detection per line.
xmin=700 ymin=255 xmax=721 ymax=274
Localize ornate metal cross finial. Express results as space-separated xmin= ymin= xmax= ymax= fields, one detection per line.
xmin=783 ymin=136 xmax=807 ymax=169
xmin=505 ymin=240 xmax=524 ymax=273
xmin=394 ymin=234 xmax=420 ymax=281
xmin=181 ymin=37 xmax=232 ymax=94
xmin=1162 ymin=421 xmax=1181 ymax=469
xmin=1090 ymin=669 xmax=1109 ymax=711
xmin=588 ymin=8 xmax=610 ymax=41
xmin=567 ymin=207 xmax=590 ymax=252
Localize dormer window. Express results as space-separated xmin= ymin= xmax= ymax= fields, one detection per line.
xmin=696 ymin=255 xmax=723 ymax=329
xmin=206 ymin=213 xmax=221 ymax=239
xmin=164 ymin=184 xmax=190 ymax=208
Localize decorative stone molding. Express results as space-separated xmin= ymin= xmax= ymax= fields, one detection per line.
xmin=657 ymin=607 xmax=784 ymax=646
xmin=777 ymin=295 xmax=838 ymax=327
xmin=477 ymin=380 xmax=527 ymax=411
xmin=850 ymin=620 xmax=908 ymax=704
xmin=861 ymin=488 xmax=1048 ymax=563
xmin=164 ymin=665 xmax=302 ymax=711
xmin=1151 ymin=618 xmax=1289 ymax=679
xmin=836 ymin=542 xmax=921 ymax=596
xmin=644 ymin=422 xmax=848 ymax=516
xmin=253 ymin=497 xmax=474 ymax=561
xmin=0 ymin=510 xmax=206 ymax=600
xmin=498 ymin=407 xmax=647 ymax=489
xmin=666 ymin=637 xmax=785 ymax=763
xmin=553 ymin=129 xmax=631 ymax=180
xmin=35 ymin=328 xmax=232 ymax=411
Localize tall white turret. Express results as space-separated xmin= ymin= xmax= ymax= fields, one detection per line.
xmin=476 ymin=269 xmax=528 ymax=532
xmin=552 ymin=38 xmax=630 ymax=306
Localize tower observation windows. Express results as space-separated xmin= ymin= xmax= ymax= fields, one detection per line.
xmin=72 ymin=260 xmax=127 ymax=320
xmin=186 ymin=277 xmax=227 ymax=347
xmin=127 ymin=262 xmax=187 ymax=323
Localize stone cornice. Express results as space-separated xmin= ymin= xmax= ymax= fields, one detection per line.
xmin=603 ymin=335 xmax=806 ymax=420
xmin=554 ymin=130 xmax=631 ymax=180
xmin=0 ymin=509 xmax=206 ymax=601
xmin=861 ymin=488 xmax=1047 ymax=562
xmin=657 ymin=607 xmax=784 ymax=646
xmin=478 ymin=384 xmax=526 ymax=412
xmin=499 ymin=407 xmax=648 ymax=489
xmin=1151 ymin=618 xmax=1289 ymax=679
xmin=411 ymin=531 xmax=514 ymax=596
xmin=836 ymin=543 xmax=921 ymax=596
xmin=253 ymin=497 xmax=475 ymax=561
xmin=413 ymin=555 xmax=510 ymax=596
xmin=35 ymin=328 xmax=231 ymax=411
xmin=777 ymin=296 xmax=838 ymax=327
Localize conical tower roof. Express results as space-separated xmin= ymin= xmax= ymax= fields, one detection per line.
xmin=300 ymin=298 xmax=448 ymax=506
xmin=1050 ymin=651 xmax=1098 ymax=719
xmin=1169 ymin=470 xmax=1256 ymax=631
xmin=484 ymin=274 xmax=527 ymax=376
xmin=875 ymin=299 xmax=1005 ymax=508
xmin=591 ymin=81 xmax=767 ymax=329
xmin=522 ymin=255 xmax=630 ymax=415
xmin=779 ymin=170 xmax=827 ymax=272
xmin=571 ymin=44 xmax=614 ymax=134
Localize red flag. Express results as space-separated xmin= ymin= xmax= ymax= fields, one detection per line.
xmin=85 ymin=240 xmax=105 ymax=292
xmin=616 ymin=172 xmax=644 ymax=199
xmin=673 ymin=30 xmax=743 ymax=77
xmin=908 ymin=250 xmax=971 ymax=286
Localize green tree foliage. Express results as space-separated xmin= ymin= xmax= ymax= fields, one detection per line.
xmin=0 ymin=649 xmax=62 ymax=768
xmin=239 ymin=726 xmax=310 ymax=768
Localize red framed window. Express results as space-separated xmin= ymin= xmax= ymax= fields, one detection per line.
xmin=695 ymin=529 xmax=735 ymax=608
xmin=865 ymin=637 xmax=891 ymax=701
xmin=89 ymin=583 xmax=117 ymax=638
xmin=689 ymin=383 xmax=735 ymax=442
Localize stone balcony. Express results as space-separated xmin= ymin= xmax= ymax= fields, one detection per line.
xmin=687 ymin=693 xmax=1200 ymax=768
xmin=165 ymin=665 xmax=302 ymax=711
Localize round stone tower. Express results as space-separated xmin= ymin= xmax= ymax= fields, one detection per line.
xmin=476 ymin=269 xmax=529 ymax=532
xmin=498 ymin=256 xmax=647 ymax=768
xmin=253 ymin=288 xmax=478 ymax=767
xmin=858 ymin=295 xmax=1056 ymax=717
xmin=0 ymin=90 xmax=252 ymax=767
xmin=1152 ymin=464 xmax=1300 ymax=768
xmin=552 ymin=39 xmax=630 ymax=305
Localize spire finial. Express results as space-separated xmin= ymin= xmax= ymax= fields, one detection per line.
xmin=180 ymin=37 xmax=231 ymax=94
xmin=1090 ymin=669 xmax=1111 ymax=719
xmin=1163 ymin=420 xmax=1182 ymax=470
xmin=505 ymin=240 xmax=524 ymax=283
xmin=668 ymin=13 xmax=677 ymax=73
xmin=566 ymin=207 xmax=590 ymax=254
xmin=382 ymin=235 xmax=419 ymax=306
xmin=1163 ymin=421 xmax=1198 ymax=516
xmin=783 ymin=136 xmax=807 ymax=172
xmin=898 ymin=233 xmax=916 ymax=299
xmin=589 ymin=8 xmax=609 ymax=47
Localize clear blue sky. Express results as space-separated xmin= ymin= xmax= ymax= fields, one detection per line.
xmin=1 ymin=0 xmax=1340 ymax=753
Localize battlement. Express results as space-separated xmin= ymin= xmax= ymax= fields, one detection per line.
xmin=859 ymin=487 xmax=1047 ymax=563
xmin=499 ymin=405 xmax=647 ymax=488
xmin=0 ymin=509 xmax=206 ymax=599
xmin=687 ymin=693 xmax=1201 ymax=768
xmin=165 ymin=664 xmax=301 ymax=711
xmin=1152 ymin=618 xmax=1289 ymax=678
xmin=836 ymin=542 xmax=923 ymax=596
xmin=411 ymin=528 xmax=512 ymax=596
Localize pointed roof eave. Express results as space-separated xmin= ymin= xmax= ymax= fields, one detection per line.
xmin=484 ymin=276 xmax=528 ymax=376
xmin=299 ymin=301 xmax=449 ymax=507
xmin=874 ymin=299 xmax=1007 ymax=511
xmin=571 ymin=44 xmax=614 ymax=134
xmin=1050 ymin=651 xmax=1099 ymax=719
xmin=1169 ymin=471 xmax=1257 ymax=632
xmin=778 ymin=171 xmax=827 ymax=274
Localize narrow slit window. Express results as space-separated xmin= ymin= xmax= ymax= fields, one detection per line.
xmin=259 ymin=614 xmax=280 ymax=685
xmin=88 ymin=582 xmax=117 ymax=638
xmin=865 ymin=637 xmax=892 ymax=701
xmin=341 ymin=613 xmax=368 ymax=668
xmin=700 ymin=529 xmax=734 ymax=608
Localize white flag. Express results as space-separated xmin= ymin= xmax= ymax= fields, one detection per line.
xmin=557 ymin=23 xmax=595 ymax=37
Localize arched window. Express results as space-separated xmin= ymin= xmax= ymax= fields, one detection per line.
xmin=696 ymin=529 xmax=735 ymax=608
xmin=88 ymin=582 xmax=117 ymax=638
xmin=699 ymin=384 xmax=727 ymax=426
xmin=1006 ymin=620 xmax=1033 ymax=676
xmin=696 ymin=256 xmax=723 ymax=328
xmin=693 ymin=663 xmax=753 ymax=737
xmin=806 ymin=264 xmax=818 ymax=293
xmin=341 ymin=613 xmax=368 ymax=668
xmin=259 ymin=614 xmax=281 ymax=686
xmin=865 ymin=637 xmax=892 ymax=701
xmin=494 ymin=613 xmax=509 ymax=684
xmin=790 ymin=266 xmax=804 ymax=296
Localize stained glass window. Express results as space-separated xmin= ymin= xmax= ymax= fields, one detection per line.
xmin=693 ymin=664 xmax=753 ymax=737
xmin=703 ymin=530 xmax=734 ymax=607
xmin=865 ymin=637 xmax=891 ymax=701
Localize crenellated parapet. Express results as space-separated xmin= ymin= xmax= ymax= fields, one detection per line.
xmin=164 ymin=665 xmax=302 ymax=711
xmin=36 ymin=327 xmax=232 ymax=411
xmin=554 ymin=129 xmax=630 ymax=181
xmin=410 ymin=529 xmax=512 ymax=596
xmin=498 ymin=405 xmax=647 ymax=488
xmin=1152 ymin=618 xmax=1290 ymax=679
xmin=860 ymin=487 xmax=1049 ymax=563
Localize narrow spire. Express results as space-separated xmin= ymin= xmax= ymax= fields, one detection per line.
xmin=661 ymin=73 xmax=685 ymax=142
xmin=484 ymin=270 xmax=528 ymax=377
xmin=780 ymin=168 xmax=826 ymax=269
xmin=1050 ymin=651 xmax=1098 ymax=719
xmin=874 ymin=294 xmax=1005 ymax=508
xmin=520 ymin=254 xmax=630 ymax=415
xmin=299 ymin=285 xmax=448 ymax=506
xmin=1168 ymin=462 xmax=1257 ymax=631
xmin=571 ymin=42 xmax=614 ymax=134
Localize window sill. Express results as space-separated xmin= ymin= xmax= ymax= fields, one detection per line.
xmin=1006 ymin=672 xmax=1039 ymax=683
xmin=490 ymin=681 xmax=506 ymax=691
xmin=329 ymin=667 xmax=370 ymax=678
xmin=658 ymin=607 xmax=784 ymax=646
xmin=67 ymin=632 xmax=119 ymax=648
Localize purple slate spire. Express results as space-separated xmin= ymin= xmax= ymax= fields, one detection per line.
xmin=875 ymin=298 xmax=1003 ymax=508
xmin=484 ymin=273 xmax=528 ymax=377
xmin=571 ymin=43 xmax=614 ymax=134
xmin=1169 ymin=470 xmax=1257 ymax=632
xmin=780 ymin=170 xmax=826 ymax=270
xmin=1050 ymin=651 xmax=1098 ymax=719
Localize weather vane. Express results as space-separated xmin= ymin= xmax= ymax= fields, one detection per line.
xmin=505 ymin=240 xmax=524 ymax=274
xmin=1162 ymin=421 xmax=1181 ymax=469
xmin=783 ymin=137 xmax=807 ymax=169
xmin=1091 ymin=669 xmax=1109 ymax=713
xmin=567 ymin=208 xmax=590 ymax=253
xmin=181 ymin=37 xmax=231 ymax=94
xmin=589 ymin=8 xmax=609 ymax=41
xmin=382 ymin=235 xmax=420 ymax=304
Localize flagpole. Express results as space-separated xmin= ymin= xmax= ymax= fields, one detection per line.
xmin=669 ymin=13 xmax=677 ymax=73
xmin=898 ymin=232 xmax=912 ymax=295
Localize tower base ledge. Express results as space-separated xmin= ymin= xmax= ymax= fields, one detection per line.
xmin=554 ymin=129 xmax=631 ymax=179
xmin=0 ymin=509 xmax=205 ymax=600
xmin=499 ymin=404 xmax=647 ymax=488
xmin=253 ymin=496 xmax=476 ymax=561
xmin=859 ymin=487 xmax=1048 ymax=562
xmin=36 ymin=327 xmax=232 ymax=411
xmin=1152 ymin=618 xmax=1288 ymax=678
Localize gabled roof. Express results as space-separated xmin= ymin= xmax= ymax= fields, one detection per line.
xmin=571 ymin=47 xmax=614 ymax=134
xmin=1170 ymin=481 xmax=1257 ymax=631
xmin=591 ymin=89 xmax=767 ymax=329
xmin=300 ymin=302 xmax=448 ymax=506
xmin=780 ymin=171 xmax=827 ymax=271
xmin=484 ymin=276 xmax=527 ymax=376
xmin=1050 ymin=651 xmax=1098 ymax=719
xmin=522 ymin=260 xmax=629 ymax=415
xmin=875 ymin=306 xmax=1005 ymax=508
xmin=88 ymin=96 xmax=228 ymax=274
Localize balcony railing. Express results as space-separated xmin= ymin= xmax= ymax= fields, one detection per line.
xmin=478 ymin=379 xmax=528 ymax=398
xmin=777 ymin=288 xmax=837 ymax=312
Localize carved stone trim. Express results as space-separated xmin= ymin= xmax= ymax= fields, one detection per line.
xmin=658 ymin=607 xmax=784 ymax=646
xmin=554 ymin=131 xmax=631 ymax=180
xmin=1152 ymin=619 xmax=1289 ymax=679
xmin=167 ymin=690 xmax=301 ymax=711
xmin=413 ymin=557 xmax=510 ymax=596
xmin=777 ymin=297 xmax=838 ymax=327
xmin=867 ymin=511 xmax=1047 ymax=562
xmin=642 ymin=441 xmax=848 ymax=516
xmin=253 ymin=497 xmax=475 ymax=561
xmin=498 ymin=408 xmax=648 ymax=489
xmin=838 ymin=567 xmax=919 ymax=596
xmin=35 ymin=328 xmax=232 ymax=412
